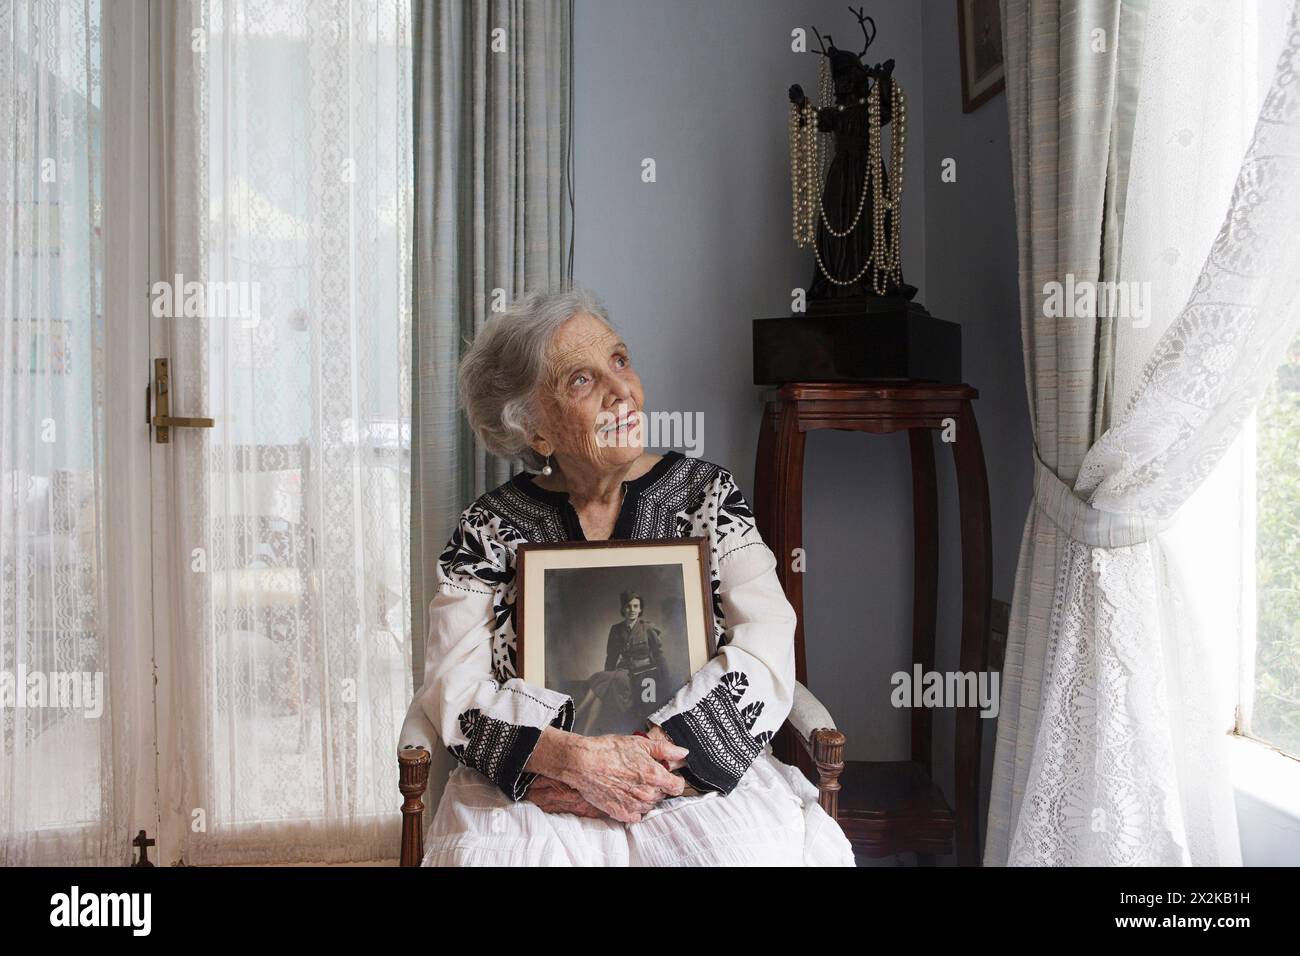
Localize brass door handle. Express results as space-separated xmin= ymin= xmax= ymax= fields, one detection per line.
xmin=153 ymin=415 xmax=215 ymax=429
xmin=151 ymin=358 xmax=214 ymax=444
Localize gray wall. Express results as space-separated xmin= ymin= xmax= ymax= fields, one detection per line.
xmin=572 ymin=0 xmax=1030 ymax=863
xmin=915 ymin=0 xmax=1030 ymax=861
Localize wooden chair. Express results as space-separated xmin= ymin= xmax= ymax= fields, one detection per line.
xmin=396 ymin=680 xmax=848 ymax=866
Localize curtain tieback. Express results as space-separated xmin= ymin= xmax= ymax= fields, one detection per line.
xmin=1032 ymin=449 xmax=1167 ymax=548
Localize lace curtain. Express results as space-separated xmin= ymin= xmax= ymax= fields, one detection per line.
xmin=154 ymin=0 xmax=413 ymax=864
xmin=0 ymin=0 xmax=142 ymax=866
xmin=996 ymin=0 xmax=1300 ymax=864
xmin=984 ymin=0 xmax=1145 ymax=865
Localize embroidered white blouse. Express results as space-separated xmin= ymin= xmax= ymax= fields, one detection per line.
xmin=416 ymin=450 xmax=797 ymax=801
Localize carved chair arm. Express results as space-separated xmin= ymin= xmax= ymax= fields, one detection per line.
xmin=398 ymin=699 xmax=437 ymax=867
xmin=786 ymin=681 xmax=846 ymax=820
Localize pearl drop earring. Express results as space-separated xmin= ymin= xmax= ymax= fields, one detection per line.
xmin=541 ymin=455 xmax=553 ymax=476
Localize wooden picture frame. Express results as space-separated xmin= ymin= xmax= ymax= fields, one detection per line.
xmin=516 ymin=537 xmax=713 ymax=736
xmin=958 ymin=0 xmax=1005 ymax=113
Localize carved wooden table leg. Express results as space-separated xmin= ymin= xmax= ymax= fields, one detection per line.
xmin=770 ymin=399 xmax=808 ymax=769
xmin=950 ymin=399 xmax=992 ymax=867
xmin=908 ymin=428 xmax=938 ymax=776
xmin=773 ymin=399 xmax=808 ymax=689
xmin=754 ymin=399 xmax=778 ymax=544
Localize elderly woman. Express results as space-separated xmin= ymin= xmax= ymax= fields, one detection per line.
xmin=417 ymin=287 xmax=854 ymax=866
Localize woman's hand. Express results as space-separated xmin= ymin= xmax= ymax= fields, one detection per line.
xmin=565 ymin=735 xmax=688 ymax=823
xmin=524 ymin=775 xmax=607 ymax=819
xmin=643 ymin=723 xmax=689 ymax=772
xmin=525 ymin=727 xmax=688 ymax=824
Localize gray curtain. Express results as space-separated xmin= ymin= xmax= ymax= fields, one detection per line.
xmin=410 ymin=0 xmax=574 ymax=688
xmin=984 ymin=0 xmax=1147 ymax=864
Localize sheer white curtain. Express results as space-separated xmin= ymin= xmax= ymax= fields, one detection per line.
xmin=1110 ymin=0 xmax=1292 ymax=815
xmin=0 ymin=0 xmax=143 ymax=866
xmin=1003 ymin=0 xmax=1300 ymax=865
xmin=154 ymin=0 xmax=413 ymax=864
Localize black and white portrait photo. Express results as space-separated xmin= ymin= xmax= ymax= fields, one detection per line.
xmin=516 ymin=539 xmax=714 ymax=736
xmin=546 ymin=570 xmax=687 ymax=735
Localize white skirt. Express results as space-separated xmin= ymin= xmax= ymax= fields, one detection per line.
xmin=422 ymin=751 xmax=856 ymax=867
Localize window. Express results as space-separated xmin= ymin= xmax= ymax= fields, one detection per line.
xmin=1246 ymin=330 xmax=1300 ymax=758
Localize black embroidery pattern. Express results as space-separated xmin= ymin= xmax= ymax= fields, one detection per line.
xmin=446 ymin=708 xmax=538 ymax=799
xmin=471 ymin=480 xmax=592 ymax=680
xmin=709 ymin=576 xmax=725 ymax=646
xmin=626 ymin=455 xmax=725 ymax=539
xmin=713 ymin=472 xmax=759 ymax=547
xmin=437 ymin=488 xmax=563 ymax=682
xmin=437 ymin=502 xmax=517 ymax=587
xmin=479 ymin=481 xmax=570 ymax=543
xmin=720 ymin=670 xmax=750 ymax=703
xmin=660 ymin=670 xmax=766 ymax=796
xmin=680 ymin=469 xmax=763 ymax=649
xmin=447 ymin=698 xmax=575 ymax=801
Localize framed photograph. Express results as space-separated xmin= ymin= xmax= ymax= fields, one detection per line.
xmin=958 ymin=0 xmax=1005 ymax=113
xmin=517 ymin=538 xmax=714 ymax=737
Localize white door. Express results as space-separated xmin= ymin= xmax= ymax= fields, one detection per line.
xmin=142 ymin=0 xmax=413 ymax=866
xmin=1 ymin=0 xmax=412 ymax=867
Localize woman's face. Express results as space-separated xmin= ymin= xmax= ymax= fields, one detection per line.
xmin=530 ymin=311 xmax=645 ymax=475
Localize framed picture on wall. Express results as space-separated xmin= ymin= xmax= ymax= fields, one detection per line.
xmin=516 ymin=537 xmax=713 ymax=737
xmin=958 ymin=0 xmax=1005 ymax=113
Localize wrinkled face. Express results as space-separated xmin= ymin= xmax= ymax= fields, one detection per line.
xmin=530 ymin=311 xmax=645 ymax=474
xmin=622 ymin=597 xmax=642 ymax=621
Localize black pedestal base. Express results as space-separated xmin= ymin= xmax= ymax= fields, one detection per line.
xmin=752 ymin=300 xmax=961 ymax=385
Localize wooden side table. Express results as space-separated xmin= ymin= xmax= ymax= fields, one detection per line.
xmin=753 ymin=382 xmax=992 ymax=866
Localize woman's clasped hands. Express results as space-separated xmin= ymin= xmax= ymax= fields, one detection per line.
xmin=523 ymin=725 xmax=690 ymax=824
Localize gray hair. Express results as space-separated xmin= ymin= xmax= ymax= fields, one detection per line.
xmin=458 ymin=286 xmax=614 ymax=472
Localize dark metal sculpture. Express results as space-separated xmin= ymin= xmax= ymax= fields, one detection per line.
xmin=789 ymin=7 xmax=916 ymax=304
